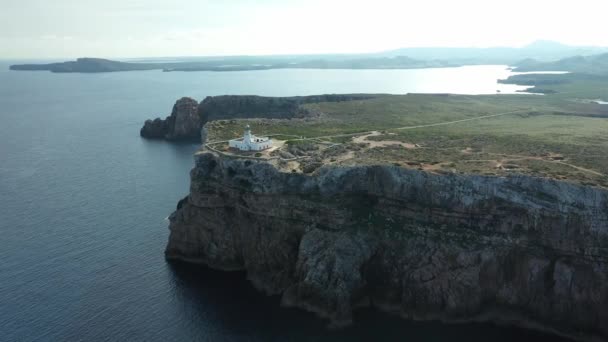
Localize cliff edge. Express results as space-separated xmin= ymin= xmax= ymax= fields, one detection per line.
xmin=166 ymin=152 xmax=608 ymax=341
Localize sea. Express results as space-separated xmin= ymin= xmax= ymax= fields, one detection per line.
xmin=0 ymin=63 xmax=570 ymax=341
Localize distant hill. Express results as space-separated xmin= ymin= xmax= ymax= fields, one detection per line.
xmin=514 ymin=53 xmax=608 ymax=74
xmin=378 ymin=40 xmax=608 ymax=64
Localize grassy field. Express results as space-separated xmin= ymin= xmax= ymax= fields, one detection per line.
xmin=205 ymin=81 xmax=608 ymax=188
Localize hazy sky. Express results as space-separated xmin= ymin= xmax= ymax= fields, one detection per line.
xmin=2 ymin=0 xmax=608 ymax=59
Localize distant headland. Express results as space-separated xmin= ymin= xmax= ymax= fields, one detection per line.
xmin=9 ymin=41 xmax=608 ymax=73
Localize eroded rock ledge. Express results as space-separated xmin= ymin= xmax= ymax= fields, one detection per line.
xmin=166 ymin=152 xmax=608 ymax=341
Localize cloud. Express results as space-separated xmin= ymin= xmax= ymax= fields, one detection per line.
xmin=2 ymin=0 xmax=608 ymax=58
xmin=40 ymin=35 xmax=74 ymax=41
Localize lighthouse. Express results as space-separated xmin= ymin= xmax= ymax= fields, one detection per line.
xmin=228 ymin=124 xmax=273 ymax=151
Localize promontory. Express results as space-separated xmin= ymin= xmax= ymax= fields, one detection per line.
xmin=154 ymin=91 xmax=608 ymax=341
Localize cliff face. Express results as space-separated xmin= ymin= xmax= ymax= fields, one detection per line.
xmin=140 ymin=97 xmax=201 ymax=141
xmin=166 ymin=152 xmax=608 ymax=341
xmin=141 ymin=94 xmax=376 ymax=142
xmin=197 ymin=94 xmax=376 ymax=123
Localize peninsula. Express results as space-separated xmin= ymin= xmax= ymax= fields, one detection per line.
xmin=149 ymin=72 xmax=608 ymax=341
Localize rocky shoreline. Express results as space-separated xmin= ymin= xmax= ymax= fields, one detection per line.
xmin=166 ymin=152 xmax=608 ymax=341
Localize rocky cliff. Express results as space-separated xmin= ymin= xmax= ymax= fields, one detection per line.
xmin=196 ymin=94 xmax=376 ymax=124
xmin=140 ymin=97 xmax=201 ymax=141
xmin=166 ymin=152 xmax=608 ymax=341
xmin=141 ymin=94 xmax=376 ymax=142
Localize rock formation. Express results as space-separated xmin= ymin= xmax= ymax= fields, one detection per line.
xmin=141 ymin=94 xmax=376 ymax=142
xmin=166 ymin=152 xmax=608 ymax=341
xmin=140 ymin=97 xmax=200 ymax=141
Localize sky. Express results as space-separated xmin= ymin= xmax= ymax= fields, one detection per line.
xmin=2 ymin=0 xmax=608 ymax=59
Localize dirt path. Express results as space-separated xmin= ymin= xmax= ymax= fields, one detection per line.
xmin=394 ymin=109 xmax=530 ymax=131
xmin=555 ymin=161 xmax=605 ymax=177
xmin=463 ymin=153 xmax=605 ymax=177
xmin=352 ymin=131 xmax=417 ymax=148
xmin=292 ymin=108 xmax=531 ymax=142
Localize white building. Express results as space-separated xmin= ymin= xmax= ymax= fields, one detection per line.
xmin=229 ymin=125 xmax=273 ymax=151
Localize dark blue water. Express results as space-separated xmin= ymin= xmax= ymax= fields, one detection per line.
xmin=0 ymin=63 xmax=568 ymax=341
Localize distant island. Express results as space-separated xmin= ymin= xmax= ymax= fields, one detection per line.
xmin=10 ymin=40 xmax=608 ymax=73
xmin=9 ymin=58 xmax=162 ymax=73
xmin=9 ymin=57 xmax=459 ymax=73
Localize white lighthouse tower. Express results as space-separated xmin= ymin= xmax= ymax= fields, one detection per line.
xmin=229 ymin=124 xmax=273 ymax=151
xmin=243 ymin=124 xmax=253 ymax=145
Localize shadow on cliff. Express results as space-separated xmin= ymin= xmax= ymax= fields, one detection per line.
xmin=167 ymin=260 xmax=573 ymax=342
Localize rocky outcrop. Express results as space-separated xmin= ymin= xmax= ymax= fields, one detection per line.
xmin=139 ymin=117 xmax=169 ymax=139
xmin=166 ymin=152 xmax=608 ymax=341
xmin=141 ymin=94 xmax=377 ymax=142
xmin=140 ymin=97 xmax=200 ymax=141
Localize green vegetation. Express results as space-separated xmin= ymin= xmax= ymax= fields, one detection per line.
xmin=500 ymin=73 xmax=608 ymax=99
xmin=206 ymin=82 xmax=608 ymax=187
xmin=358 ymin=114 xmax=608 ymax=185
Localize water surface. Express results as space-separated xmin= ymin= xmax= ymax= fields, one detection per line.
xmin=0 ymin=63 xmax=569 ymax=341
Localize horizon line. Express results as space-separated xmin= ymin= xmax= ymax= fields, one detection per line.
xmin=2 ymin=40 xmax=607 ymax=61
